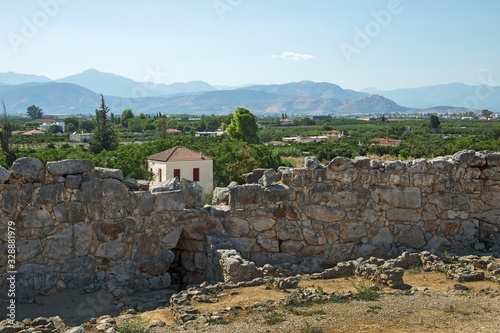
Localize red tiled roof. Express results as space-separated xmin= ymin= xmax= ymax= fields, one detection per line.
xmin=147 ymin=146 xmax=212 ymax=162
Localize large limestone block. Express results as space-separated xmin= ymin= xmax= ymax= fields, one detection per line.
xmin=101 ymin=179 xmax=131 ymax=218
xmin=89 ymin=167 xmax=124 ymax=180
xmin=17 ymin=206 xmax=55 ymax=237
xmin=302 ymin=205 xmax=346 ymax=222
xmin=63 ymin=256 xmax=96 ymax=287
xmin=276 ymin=220 xmax=303 ymax=241
xmin=372 ymin=227 xmax=394 ymax=245
xmin=427 ymin=193 xmax=467 ymax=210
xmin=222 ymin=216 xmax=249 ymax=237
xmin=96 ymin=218 xmax=136 ymax=242
xmin=248 ymin=216 xmax=276 ymax=232
xmin=229 ymin=184 xmax=263 ymax=209
xmin=306 ymin=182 xmax=331 ymax=203
xmin=331 ymin=186 xmax=370 ymax=207
xmin=181 ymin=178 xmax=205 ymax=208
xmin=46 ymin=159 xmax=94 ymax=176
xmin=327 ymin=156 xmax=352 ymax=172
xmin=386 ymin=208 xmax=421 ymax=222
xmin=134 ymin=191 xmax=155 ymax=215
xmin=107 ymin=260 xmax=139 ymax=283
xmin=0 ymin=165 xmax=10 ymax=182
xmin=373 ymin=186 xmax=422 ymax=209
xmin=16 ymin=239 xmax=43 ymax=262
xmin=36 ymin=183 xmax=66 ymax=205
xmin=256 ymin=231 xmax=279 ymax=252
xmin=486 ymin=152 xmax=500 ymax=166
xmin=75 ymin=176 xmax=103 ymax=203
xmin=137 ymin=250 xmax=175 ymax=276
xmin=153 ymin=190 xmax=185 ymax=211
xmin=11 ymin=157 xmax=44 ymax=183
xmin=95 ymin=242 xmax=128 ymax=261
xmin=54 ymin=201 xmax=86 ymax=223
xmin=339 ymin=222 xmax=367 ymax=242
xmin=264 ymin=184 xmax=291 ymax=203
xmin=16 ymin=264 xmax=57 ymax=298
xmin=394 ymin=224 xmax=426 ymax=248
xmin=46 ymin=224 xmax=93 ymax=259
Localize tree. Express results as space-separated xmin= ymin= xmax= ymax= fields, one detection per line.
xmin=26 ymin=105 xmax=43 ymax=119
xmin=226 ymin=107 xmax=259 ymax=144
xmin=121 ymin=109 xmax=134 ymax=127
xmin=89 ymin=94 xmax=118 ymax=153
xmin=482 ymin=109 xmax=494 ymax=118
xmin=1 ymin=100 xmax=16 ymax=166
xmin=48 ymin=124 xmax=62 ymax=134
xmin=429 ymin=114 xmax=441 ymax=130
xmin=64 ymin=117 xmax=80 ymax=132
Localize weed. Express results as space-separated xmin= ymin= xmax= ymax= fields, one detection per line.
xmin=115 ymin=317 xmax=150 ymax=333
xmin=444 ymin=305 xmax=471 ymax=316
xmin=264 ymin=311 xmax=287 ymax=325
xmin=288 ymin=307 xmax=327 ymax=316
xmin=442 ymin=251 xmax=453 ymax=264
xmin=316 ymin=285 xmax=324 ymax=294
xmin=301 ymin=322 xmax=324 ymax=333
xmin=352 ymin=282 xmax=380 ymax=301
xmin=407 ymin=265 xmax=424 ymax=274
xmin=209 ymin=318 xmax=231 ymax=325
xmin=367 ymin=305 xmax=382 ymax=314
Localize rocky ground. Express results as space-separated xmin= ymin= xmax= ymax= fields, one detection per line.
xmin=2 ymin=252 xmax=499 ymax=333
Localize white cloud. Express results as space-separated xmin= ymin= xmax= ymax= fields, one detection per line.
xmin=269 ymin=51 xmax=317 ymax=61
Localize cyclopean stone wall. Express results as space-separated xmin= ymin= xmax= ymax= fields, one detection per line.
xmin=1 ymin=150 xmax=499 ymax=298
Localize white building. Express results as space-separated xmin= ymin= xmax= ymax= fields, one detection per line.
xmin=147 ymin=146 xmax=213 ymax=193
xmin=39 ymin=121 xmax=65 ymax=133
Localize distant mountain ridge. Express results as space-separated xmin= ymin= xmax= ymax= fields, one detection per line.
xmin=364 ymin=83 xmax=500 ymax=110
xmin=0 ymin=69 xmax=497 ymax=115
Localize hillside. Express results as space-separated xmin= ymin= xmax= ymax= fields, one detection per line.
xmin=365 ymin=83 xmax=500 ymax=110
xmin=55 ymin=69 xmax=216 ymax=97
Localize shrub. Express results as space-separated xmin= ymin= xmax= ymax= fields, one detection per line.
xmin=352 ymin=281 xmax=380 ymax=301
xmin=115 ymin=317 xmax=150 ymax=333
xmin=301 ymin=322 xmax=324 ymax=333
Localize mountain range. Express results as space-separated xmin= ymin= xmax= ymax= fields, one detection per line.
xmin=0 ymin=69 xmax=497 ymax=116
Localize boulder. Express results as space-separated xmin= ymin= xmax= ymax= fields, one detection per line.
xmin=46 ymin=159 xmax=94 ymax=176
xmin=11 ymin=158 xmax=44 ymax=183
xmin=16 ymin=264 xmax=57 ymax=298
xmin=63 ymin=256 xmax=96 ymax=287
xmin=0 ymin=165 xmax=10 ymax=182
xmin=258 ymin=168 xmax=278 ymax=187
xmin=215 ymin=249 xmax=262 ymax=284
xmin=89 ymin=167 xmax=124 ymax=181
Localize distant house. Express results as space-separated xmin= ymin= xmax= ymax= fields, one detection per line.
xmin=280 ymin=118 xmax=294 ymax=126
xmin=39 ymin=121 xmax=65 ymax=133
xmin=70 ymin=132 xmax=92 ymax=142
xmin=147 ymin=146 xmax=213 ymax=193
xmin=195 ymin=130 xmax=225 ymax=137
xmin=372 ymin=138 xmax=402 ymax=147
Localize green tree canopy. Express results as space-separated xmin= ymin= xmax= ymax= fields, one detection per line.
xmin=26 ymin=105 xmax=43 ymax=119
xmin=89 ymin=94 xmax=118 ymax=153
xmin=226 ymin=107 xmax=259 ymax=144
xmin=121 ymin=109 xmax=134 ymax=127
xmin=429 ymin=114 xmax=441 ymax=130
xmin=1 ymin=100 xmax=16 ymax=166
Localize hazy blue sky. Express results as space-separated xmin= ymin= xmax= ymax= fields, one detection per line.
xmin=1 ymin=0 xmax=499 ymax=90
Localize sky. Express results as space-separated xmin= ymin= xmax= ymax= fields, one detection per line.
xmin=1 ymin=0 xmax=500 ymax=91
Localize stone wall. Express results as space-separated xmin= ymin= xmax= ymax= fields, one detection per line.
xmin=1 ymin=150 xmax=499 ymax=298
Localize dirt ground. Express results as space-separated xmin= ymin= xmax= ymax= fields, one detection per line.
xmin=9 ymin=267 xmax=500 ymax=333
